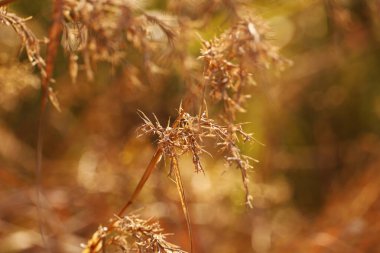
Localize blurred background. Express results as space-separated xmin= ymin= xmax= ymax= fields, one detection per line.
xmin=0 ymin=0 xmax=380 ymax=252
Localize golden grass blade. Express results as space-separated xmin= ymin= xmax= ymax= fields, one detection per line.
xmin=118 ymin=148 xmax=163 ymax=216
xmin=171 ymin=156 xmax=193 ymax=253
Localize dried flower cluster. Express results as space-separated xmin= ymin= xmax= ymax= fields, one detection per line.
xmin=62 ymin=0 xmax=178 ymax=83
xmin=82 ymin=215 xmax=186 ymax=253
xmin=0 ymin=6 xmax=46 ymax=76
xmin=200 ymin=17 xmax=290 ymax=120
xmin=138 ymin=109 xmax=206 ymax=174
xmin=186 ymin=16 xmax=291 ymax=208
xmin=138 ymin=106 xmax=255 ymax=207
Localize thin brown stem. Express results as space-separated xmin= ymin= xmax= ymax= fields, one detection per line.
xmin=117 ymin=148 xmax=163 ymax=216
xmin=36 ymin=0 xmax=63 ymax=251
xmin=116 ymin=110 xmax=194 ymax=251
xmin=171 ymin=156 xmax=193 ymax=253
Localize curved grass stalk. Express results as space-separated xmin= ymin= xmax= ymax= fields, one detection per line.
xmin=36 ymin=0 xmax=63 ymax=251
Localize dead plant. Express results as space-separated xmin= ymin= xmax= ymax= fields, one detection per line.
xmin=82 ymin=215 xmax=186 ymax=253
xmin=0 ymin=1 xmax=289 ymax=252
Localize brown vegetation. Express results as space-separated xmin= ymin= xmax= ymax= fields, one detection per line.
xmin=0 ymin=0 xmax=379 ymax=253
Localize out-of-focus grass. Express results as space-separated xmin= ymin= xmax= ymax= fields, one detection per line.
xmin=0 ymin=0 xmax=380 ymax=252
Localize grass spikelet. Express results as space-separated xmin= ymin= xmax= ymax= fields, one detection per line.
xmin=82 ymin=214 xmax=187 ymax=253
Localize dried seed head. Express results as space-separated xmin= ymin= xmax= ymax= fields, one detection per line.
xmin=0 ymin=7 xmax=46 ymax=77
xmin=62 ymin=0 xmax=178 ymax=82
xmin=200 ymin=17 xmax=291 ymax=120
xmin=138 ymin=105 xmax=255 ymax=206
xmin=82 ymin=215 xmax=186 ymax=253
xmin=61 ymin=19 xmax=88 ymax=52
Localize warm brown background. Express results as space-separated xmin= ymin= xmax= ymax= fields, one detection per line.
xmin=1 ymin=0 xmax=380 ymax=252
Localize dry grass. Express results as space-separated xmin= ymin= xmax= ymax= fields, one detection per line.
xmin=82 ymin=214 xmax=186 ymax=253
xmin=1 ymin=0 xmax=380 ymax=252
xmin=0 ymin=0 xmax=290 ymax=252
xmin=0 ymin=6 xmax=46 ymax=76
xmin=61 ymin=0 xmax=178 ymax=83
